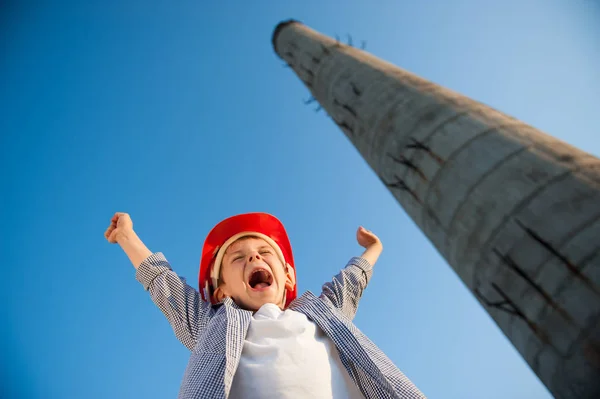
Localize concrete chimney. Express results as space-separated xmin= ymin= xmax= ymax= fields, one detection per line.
xmin=273 ymin=20 xmax=600 ymax=399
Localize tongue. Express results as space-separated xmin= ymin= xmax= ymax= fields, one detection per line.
xmin=255 ymin=282 xmax=269 ymax=289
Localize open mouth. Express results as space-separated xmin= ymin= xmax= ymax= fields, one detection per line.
xmin=248 ymin=268 xmax=274 ymax=290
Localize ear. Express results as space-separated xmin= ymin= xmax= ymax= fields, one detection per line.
xmin=213 ymin=284 xmax=228 ymax=303
xmin=284 ymin=263 xmax=296 ymax=292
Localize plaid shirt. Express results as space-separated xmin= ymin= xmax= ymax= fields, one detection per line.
xmin=136 ymin=253 xmax=426 ymax=399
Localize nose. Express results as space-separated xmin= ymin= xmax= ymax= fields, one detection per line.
xmin=248 ymin=253 xmax=261 ymax=263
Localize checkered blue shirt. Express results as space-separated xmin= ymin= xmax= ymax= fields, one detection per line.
xmin=136 ymin=253 xmax=426 ymax=399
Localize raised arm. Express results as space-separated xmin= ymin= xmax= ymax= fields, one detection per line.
xmin=320 ymin=227 xmax=383 ymax=320
xmin=105 ymin=212 xmax=212 ymax=351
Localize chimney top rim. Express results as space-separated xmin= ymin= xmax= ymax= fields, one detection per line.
xmin=272 ymin=19 xmax=301 ymax=56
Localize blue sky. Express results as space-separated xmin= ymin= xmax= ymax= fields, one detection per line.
xmin=2 ymin=1 xmax=599 ymax=398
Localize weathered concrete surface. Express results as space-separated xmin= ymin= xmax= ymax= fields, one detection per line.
xmin=273 ymin=20 xmax=600 ymax=399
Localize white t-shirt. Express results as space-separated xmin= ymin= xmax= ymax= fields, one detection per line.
xmin=229 ymin=303 xmax=364 ymax=398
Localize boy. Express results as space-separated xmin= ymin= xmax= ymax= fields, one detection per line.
xmin=105 ymin=211 xmax=426 ymax=398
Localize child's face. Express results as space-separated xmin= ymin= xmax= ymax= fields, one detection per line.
xmin=214 ymin=236 xmax=295 ymax=311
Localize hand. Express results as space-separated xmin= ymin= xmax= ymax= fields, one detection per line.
xmin=105 ymin=212 xmax=134 ymax=244
xmin=356 ymin=226 xmax=382 ymax=249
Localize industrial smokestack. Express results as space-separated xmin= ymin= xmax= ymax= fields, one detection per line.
xmin=273 ymin=20 xmax=600 ymax=399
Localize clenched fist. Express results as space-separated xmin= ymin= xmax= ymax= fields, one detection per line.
xmin=105 ymin=212 xmax=133 ymax=243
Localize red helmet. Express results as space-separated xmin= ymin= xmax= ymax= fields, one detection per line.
xmin=199 ymin=212 xmax=297 ymax=306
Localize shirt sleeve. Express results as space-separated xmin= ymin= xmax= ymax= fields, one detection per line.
xmin=135 ymin=252 xmax=212 ymax=351
xmin=319 ymin=256 xmax=373 ymax=320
